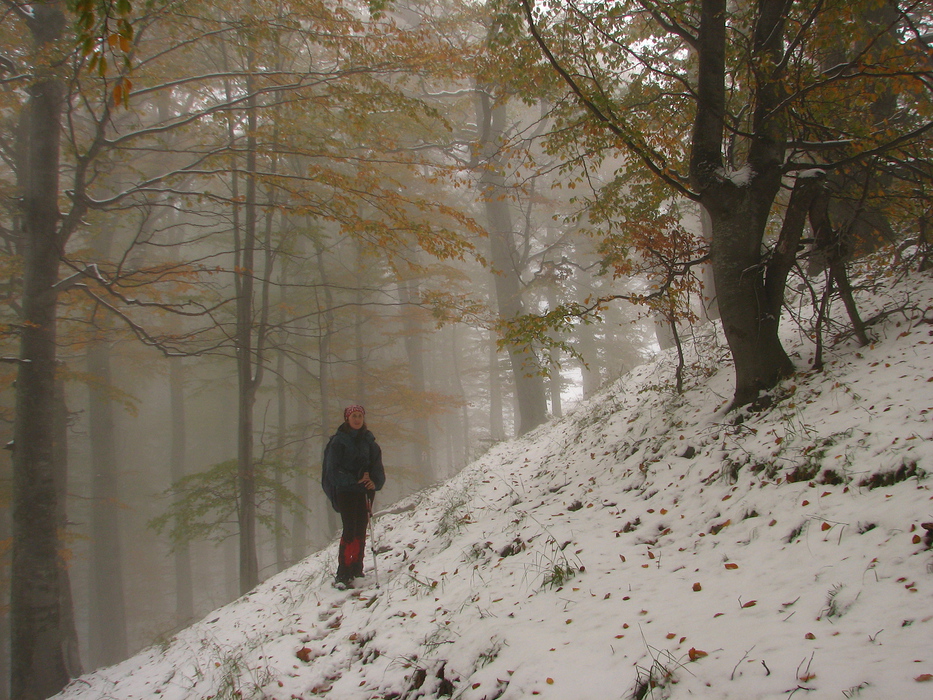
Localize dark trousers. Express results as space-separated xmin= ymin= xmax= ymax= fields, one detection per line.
xmin=335 ymin=491 xmax=371 ymax=581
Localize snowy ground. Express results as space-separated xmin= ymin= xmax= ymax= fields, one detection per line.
xmin=56 ymin=267 xmax=933 ymax=700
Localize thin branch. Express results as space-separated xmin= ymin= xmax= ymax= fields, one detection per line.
xmin=519 ymin=0 xmax=696 ymax=200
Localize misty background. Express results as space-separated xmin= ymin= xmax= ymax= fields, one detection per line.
xmin=2 ymin=0 xmax=930 ymax=695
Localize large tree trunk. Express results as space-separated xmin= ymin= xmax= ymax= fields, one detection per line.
xmin=86 ymin=335 xmax=128 ymax=668
xmin=691 ymin=0 xmax=793 ymax=409
xmin=706 ymin=195 xmax=794 ymax=407
xmin=0 ymin=505 xmax=7 ymax=700
xmin=10 ymin=3 xmax=73 ymax=697
xmin=476 ymin=90 xmax=547 ymax=435
xmin=232 ymin=68 xmax=260 ymax=594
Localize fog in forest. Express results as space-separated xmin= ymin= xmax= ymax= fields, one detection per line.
xmin=2 ymin=0 xmax=930 ymax=695
xmin=56 ymin=274 xmax=652 ymax=669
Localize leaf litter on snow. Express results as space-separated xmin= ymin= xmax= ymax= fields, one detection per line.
xmin=54 ymin=268 xmax=933 ymax=699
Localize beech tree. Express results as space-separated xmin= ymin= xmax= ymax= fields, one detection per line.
xmin=519 ymin=0 xmax=933 ymax=408
xmin=6 ymin=0 xmax=77 ymax=696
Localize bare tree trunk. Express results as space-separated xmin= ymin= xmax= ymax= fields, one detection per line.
xmin=86 ymin=334 xmax=128 ymax=668
xmin=398 ymin=275 xmax=431 ymax=476
xmin=169 ymin=356 xmax=194 ymax=623
xmin=10 ymin=3 xmax=73 ymax=696
xmin=546 ymin=285 xmax=562 ymax=417
xmin=275 ymin=344 xmax=288 ymax=572
xmin=808 ymin=188 xmax=872 ymax=348
xmin=352 ymin=242 xmax=367 ymax=403
xmin=0 ymin=506 xmax=7 ymax=700
xmin=291 ymin=350 xmax=312 ymax=560
xmin=576 ymin=321 xmax=602 ymax=398
xmin=487 ymin=329 xmax=506 ymax=441
xmin=232 ymin=67 xmax=262 ymax=594
xmin=831 ymin=260 xmax=869 ymax=346
xmin=475 ymin=90 xmax=547 ymax=434
xmin=691 ymin=0 xmax=793 ymax=409
xmin=53 ymin=371 xmax=81 ymax=678
xmin=449 ymin=325 xmax=470 ymax=467
xmin=314 ymin=241 xmax=338 ymax=537
xmin=706 ymin=199 xmax=794 ymax=407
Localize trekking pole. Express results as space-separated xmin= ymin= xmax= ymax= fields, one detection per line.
xmin=366 ymin=495 xmax=380 ymax=589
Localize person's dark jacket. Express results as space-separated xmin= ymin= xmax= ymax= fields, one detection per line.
xmin=321 ymin=423 xmax=385 ymax=510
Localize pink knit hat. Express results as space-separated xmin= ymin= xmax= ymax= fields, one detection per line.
xmin=343 ymin=404 xmax=365 ymax=421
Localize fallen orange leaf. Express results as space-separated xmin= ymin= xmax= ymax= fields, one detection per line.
xmin=688 ymin=648 xmax=708 ymax=661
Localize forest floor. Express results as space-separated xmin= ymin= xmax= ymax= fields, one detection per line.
xmin=56 ymin=263 xmax=933 ymax=700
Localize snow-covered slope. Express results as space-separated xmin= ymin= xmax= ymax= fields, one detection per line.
xmin=56 ymin=269 xmax=933 ymax=700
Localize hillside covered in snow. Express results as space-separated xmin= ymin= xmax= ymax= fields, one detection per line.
xmin=55 ymin=268 xmax=933 ymax=700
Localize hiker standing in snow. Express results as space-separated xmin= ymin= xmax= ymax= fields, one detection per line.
xmin=321 ymin=405 xmax=385 ymax=589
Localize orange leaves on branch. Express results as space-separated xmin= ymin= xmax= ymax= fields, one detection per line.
xmin=107 ymin=31 xmax=132 ymax=53
xmin=112 ymin=77 xmax=133 ymax=108
xmin=75 ymin=0 xmax=136 ymax=105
